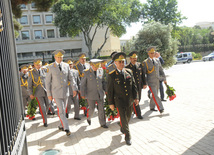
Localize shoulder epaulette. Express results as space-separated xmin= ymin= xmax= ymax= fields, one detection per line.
xmin=109 ymin=69 xmax=116 ymax=74
xmin=84 ymin=69 xmax=89 ymax=72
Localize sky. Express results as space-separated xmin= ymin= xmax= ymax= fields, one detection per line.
xmin=120 ymin=0 xmax=214 ymax=39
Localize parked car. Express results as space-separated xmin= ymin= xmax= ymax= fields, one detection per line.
xmin=202 ymin=52 xmax=214 ymax=61
xmin=175 ymin=52 xmax=193 ymax=64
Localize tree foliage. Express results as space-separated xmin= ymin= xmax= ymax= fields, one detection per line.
xmin=52 ymin=0 xmax=142 ymax=59
xmin=134 ymin=22 xmax=179 ymax=68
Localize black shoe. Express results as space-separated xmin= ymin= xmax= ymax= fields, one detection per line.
xmin=160 ymin=109 xmax=164 ymax=114
xmin=120 ymin=127 xmax=124 ymax=134
xmin=150 ymin=109 xmax=158 ymax=112
xmin=87 ymin=119 xmax=91 ymax=125
xmin=101 ymin=125 xmax=108 ymax=128
xmin=137 ymin=116 xmax=143 ymax=119
xmin=44 ymin=123 xmax=48 ymax=127
xmin=161 ymin=99 xmax=167 ymax=102
xmin=74 ymin=117 xmax=81 ymax=120
xmin=65 ymin=130 xmax=71 ymax=136
xmin=66 ymin=113 xmax=69 ymax=118
xmin=58 ymin=126 xmax=64 ymax=131
xmin=125 ymin=139 xmax=132 ymax=145
xmin=52 ymin=112 xmax=55 ymax=115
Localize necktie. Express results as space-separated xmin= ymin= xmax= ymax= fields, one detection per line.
xmin=83 ymin=64 xmax=86 ymax=69
xmin=38 ymin=70 xmax=40 ymax=75
xmin=94 ymin=71 xmax=96 ymax=76
xmin=152 ymin=59 xmax=154 ymax=65
xmin=58 ymin=64 xmax=62 ymax=71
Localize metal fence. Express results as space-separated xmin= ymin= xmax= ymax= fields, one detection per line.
xmin=0 ymin=0 xmax=28 ymax=154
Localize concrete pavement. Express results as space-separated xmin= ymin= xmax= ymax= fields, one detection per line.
xmin=25 ymin=61 xmax=214 ymax=155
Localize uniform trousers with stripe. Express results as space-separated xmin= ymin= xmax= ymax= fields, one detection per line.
xmin=133 ymin=89 xmax=142 ymax=117
xmin=117 ymin=105 xmax=133 ymax=140
xmin=66 ymin=95 xmax=79 ymax=118
xmin=149 ymin=80 xmax=164 ymax=110
xmin=54 ymin=98 xmax=69 ymax=130
xmin=87 ymin=99 xmax=106 ymax=126
xmin=36 ymin=96 xmax=49 ymax=124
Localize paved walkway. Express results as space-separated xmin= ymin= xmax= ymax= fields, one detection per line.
xmin=25 ymin=61 xmax=214 ymax=155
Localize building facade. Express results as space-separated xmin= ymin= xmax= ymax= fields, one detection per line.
xmin=16 ymin=3 xmax=121 ymax=64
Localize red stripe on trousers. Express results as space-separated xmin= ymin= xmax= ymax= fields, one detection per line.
xmin=133 ymin=103 xmax=138 ymax=117
xmin=36 ymin=97 xmax=45 ymax=123
xmin=117 ymin=108 xmax=126 ymax=136
xmin=54 ymin=99 xmax=64 ymax=128
xmin=148 ymin=86 xmax=160 ymax=111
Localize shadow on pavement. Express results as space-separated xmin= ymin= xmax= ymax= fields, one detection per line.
xmin=182 ymin=128 xmax=214 ymax=155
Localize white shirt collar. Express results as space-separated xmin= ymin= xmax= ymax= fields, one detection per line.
xmin=55 ymin=61 xmax=62 ymax=66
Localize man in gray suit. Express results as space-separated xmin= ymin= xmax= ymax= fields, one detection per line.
xmin=65 ymin=58 xmax=81 ymax=120
xmin=19 ymin=64 xmax=31 ymax=117
xmin=142 ymin=47 xmax=167 ymax=113
xmin=28 ymin=59 xmax=49 ymax=127
xmin=46 ymin=49 xmax=78 ymax=136
xmin=80 ymin=59 xmax=108 ymax=128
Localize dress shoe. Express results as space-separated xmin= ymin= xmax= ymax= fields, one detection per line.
xmin=74 ymin=117 xmax=81 ymax=120
xmin=137 ymin=116 xmax=143 ymax=119
xmin=161 ymin=99 xmax=167 ymax=102
xmin=150 ymin=109 xmax=158 ymax=112
xmin=120 ymin=127 xmax=124 ymax=134
xmin=44 ymin=123 xmax=48 ymax=127
xmin=52 ymin=112 xmax=55 ymax=115
xmin=160 ymin=109 xmax=164 ymax=114
xmin=58 ymin=126 xmax=64 ymax=131
xmin=87 ymin=119 xmax=91 ymax=125
xmin=65 ymin=130 xmax=71 ymax=136
xmin=66 ymin=113 xmax=69 ymax=118
xmin=125 ymin=139 xmax=132 ymax=145
xmin=101 ymin=125 xmax=108 ymax=128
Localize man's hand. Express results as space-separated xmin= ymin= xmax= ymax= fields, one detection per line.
xmin=81 ymin=96 xmax=85 ymax=99
xmin=73 ymin=91 xmax=77 ymax=97
xmin=164 ymin=80 xmax=167 ymax=84
xmin=109 ymin=105 xmax=115 ymax=111
xmin=134 ymin=99 xmax=139 ymax=106
xmin=143 ymin=85 xmax=147 ymax=89
xmin=48 ymin=96 xmax=53 ymax=101
xmin=30 ymin=95 xmax=35 ymax=100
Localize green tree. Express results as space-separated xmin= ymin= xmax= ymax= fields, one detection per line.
xmin=52 ymin=0 xmax=142 ymax=59
xmin=134 ymin=22 xmax=179 ymax=68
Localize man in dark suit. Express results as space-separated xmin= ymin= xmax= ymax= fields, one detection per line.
xmin=107 ymin=52 xmax=139 ymax=146
xmin=126 ymin=51 xmax=147 ymax=119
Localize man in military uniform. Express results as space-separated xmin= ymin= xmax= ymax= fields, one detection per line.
xmin=142 ymin=47 xmax=167 ymax=113
xmin=74 ymin=53 xmax=90 ymax=79
xmin=45 ymin=49 xmax=78 ymax=136
xmin=65 ymin=58 xmax=81 ymax=120
xmin=126 ymin=51 xmax=147 ymax=119
xmin=20 ymin=64 xmax=31 ymax=117
xmin=28 ymin=59 xmax=49 ymax=127
xmin=106 ymin=51 xmax=117 ymax=74
xmin=107 ymin=52 xmax=139 ymax=145
xmin=80 ymin=59 xmax=108 ymax=128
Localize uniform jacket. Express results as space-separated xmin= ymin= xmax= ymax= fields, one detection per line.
xmin=80 ymin=67 xmax=106 ymax=100
xmin=20 ymin=72 xmax=29 ymax=97
xmin=107 ymin=68 xmax=138 ymax=108
xmin=106 ymin=63 xmax=116 ymax=73
xmin=45 ymin=62 xmax=77 ymax=99
xmin=142 ymin=58 xmax=166 ymax=86
xmin=74 ymin=62 xmax=90 ymax=78
xmin=69 ymin=69 xmax=80 ymax=95
xmin=126 ymin=62 xmax=146 ymax=91
xmin=28 ymin=68 xmax=46 ymax=97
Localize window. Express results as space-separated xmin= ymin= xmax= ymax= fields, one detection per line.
xmin=34 ymin=30 xmax=42 ymax=39
xmin=60 ymin=32 xmax=67 ymax=38
xmin=21 ymin=31 xmax=30 ymax=40
xmin=45 ymin=15 xmax=53 ymax=23
xmin=183 ymin=54 xmax=187 ymax=57
xmin=47 ymin=29 xmax=55 ymax=38
xmin=20 ymin=16 xmax=28 ymax=24
xmin=20 ymin=4 xmax=26 ymax=9
xmin=35 ymin=52 xmax=43 ymax=56
xmin=22 ymin=52 xmax=33 ymax=57
xmin=33 ymin=15 xmax=41 ymax=24
xmin=17 ymin=53 xmax=22 ymax=58
xmin=65 ymin=49 xmax=71 ymax=54
xmin=31 ymin=2 xmax=36 ymax=9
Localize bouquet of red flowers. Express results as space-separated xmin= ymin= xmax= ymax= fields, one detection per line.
xmin=165 ymin=84 xmax=176 ymax=101
xmin=104 ymin=95 xmax=119 ymax=121
xmin=27 ymin=87 xmax=38 ymax=120
xmin=79 ymin=98 xmax=88 ymax=116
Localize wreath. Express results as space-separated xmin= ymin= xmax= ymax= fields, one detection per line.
xmin=79 ymin=98 xmax=88 ymax=116
xmin=26 ymin=87 xmax=38 ymax=120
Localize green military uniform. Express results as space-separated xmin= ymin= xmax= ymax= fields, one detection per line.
xmin=107 ymin=52 xmax=138 ymax=145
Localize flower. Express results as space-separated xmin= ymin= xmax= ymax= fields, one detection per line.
xmin=165 ymin=84 xmax=176 ymax=101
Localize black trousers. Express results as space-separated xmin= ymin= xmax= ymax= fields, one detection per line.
xmin=117 ymin=105 xmax=133 ymax=140
xmin=133 ymin=89 xmax=142 ymax=117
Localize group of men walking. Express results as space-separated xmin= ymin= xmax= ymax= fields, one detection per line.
xmin=19 ymin=46 xmax=167 ymax=145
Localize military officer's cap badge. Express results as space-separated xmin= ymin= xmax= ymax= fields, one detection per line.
xmin=147 ymin=46 xmax=156 ymax=53
xmin=44 ymin=61 xmax=49 ymax=66
xmin=53 ymin=49 xmax=65 ymax=57
xmin=65 ymin=58 xmax=73 ymax=64
xmin=78 ymin=53 xmax=87 ymax=59
xmin=89 ymin=59 xmax=103 ymax=68
xmin=28 ymin=63 xmax=33 ymax=69
xmin=113 ymin=52 xmax=126 ymax=61
xmin=20 ymin=64 xmax=28 ymax=70
xmin=129 ymin=51 xmax=138 ymax=58
xmin=33 ymin=58 xmax=42 ymax=65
